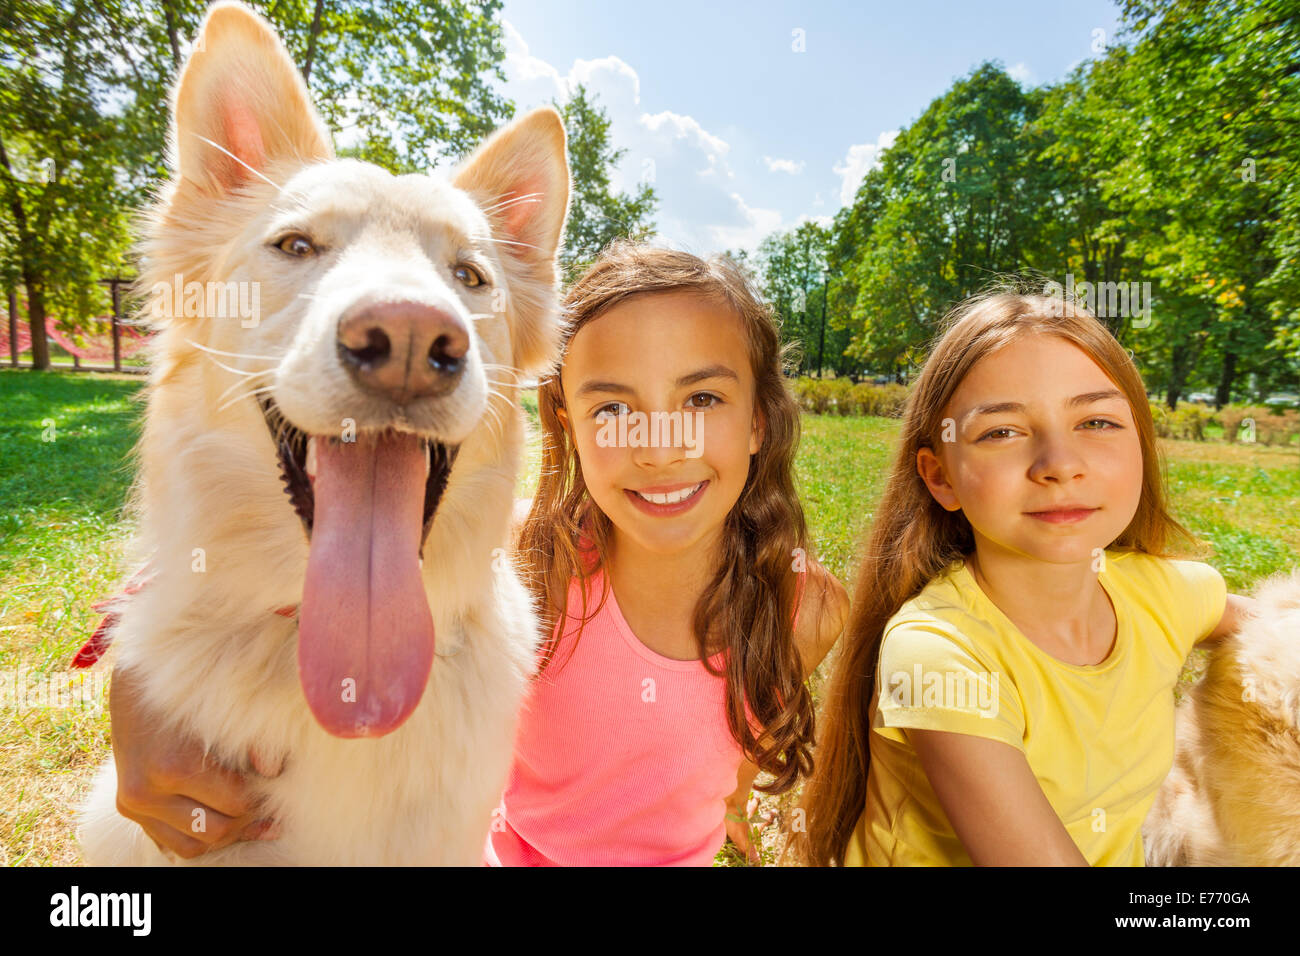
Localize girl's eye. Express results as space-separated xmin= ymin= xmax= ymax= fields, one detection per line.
xmin=594 ymin=402 xmax=629 ymax=420
xmin=687 ymin=392 xmax=719 ymax=409
xmin=275 ymin=234 xmax=315 ymax=257
xmin=453 ymin=264 xmax=485 ymax=288
xmin=980 ymin=419 xmax=1121 ymax=441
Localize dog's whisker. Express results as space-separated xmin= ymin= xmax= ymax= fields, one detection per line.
xmin=216 ymin=383 xmax=277 ymax=415
xmin=201 ymin=354 xmax=271 ymax=379
xmin=469 ymin=235 xmax=543 ymax=252
xmin=479 ymin=192 xmax=544 ymax=215
xmin=480 ymin=388 xmax=510 ymax=439
xmin=215 ymin=368 xmax=274 ymax=408
xmin=481 ymin=369 xmax=523 ymax=388
xmin=189 ymin=133 xmax=283 ymax=193
xmin=187 ymin=339 xmax=285 ymax=363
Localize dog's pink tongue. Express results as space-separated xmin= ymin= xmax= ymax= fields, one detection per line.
xmin=298 ymin=432 xmax=434 ymax=738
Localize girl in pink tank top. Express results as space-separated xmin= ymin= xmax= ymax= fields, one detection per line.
xmin=490 ymin=243 xmax=849 ymax=866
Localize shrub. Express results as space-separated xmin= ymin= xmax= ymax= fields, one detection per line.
xmin=1169 ymin=404 xmax=1212 ymax=441
xmin=1216 ymin=404 xmax=1250 ymax=443
xmin=791 ymin=377 xmax=910 ymax=418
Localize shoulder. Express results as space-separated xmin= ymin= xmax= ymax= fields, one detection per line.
xmin=793 ymin=561 xmax=850 ymax=676
xmin=1106 ymin=549 xmax=1227 ymax=650
xmin=879 ymin=574 xmax=1004 ymax=674
xmin=1103 ymin=548 xmax=1222 ymax=590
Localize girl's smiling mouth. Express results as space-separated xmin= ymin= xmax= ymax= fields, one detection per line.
xmin=626 ymin=480 xmax=709 ymax=515
xmin=1026 ymin=507 xmax=1099 ymax=524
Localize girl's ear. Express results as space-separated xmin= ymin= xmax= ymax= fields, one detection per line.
xmin=749 ymin=406 xmax=765 ymax=456
xmin=916 ymin=446 xmax=961 ymax=511
xmin=555 ymin=404 xmax=569 ymax=431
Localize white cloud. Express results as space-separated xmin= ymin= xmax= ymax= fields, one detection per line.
xmin=639 ymin=111 xmax=731 ymax=163
xmin=500 ymin=21 xmax=641 ymax=110
xmin=499 ymin=20 xmax=834 ymax=255
xmin=1007 ymin=62 xmax=1036 ymax=86
xmin=833 ymin=129 xmax=899 ymax=207
xmin=763 ymin=156 xmax=805 ymax=175
xmin=501 ymin=21 xmax=565 ymax=104
xmin=705 ymin=193 xmax=784 ymax=252
xmin=571 ymin=56 xmax=641 ymax=106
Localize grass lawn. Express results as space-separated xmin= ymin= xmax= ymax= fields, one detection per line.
xmin=1 ymin=367 xmax=1297 ymax=866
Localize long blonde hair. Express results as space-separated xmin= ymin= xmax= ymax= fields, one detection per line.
xmin=799 ymin=289 xmax=1202 ymax=864
xmin=516 ymin=242 xmax=816 ymax=793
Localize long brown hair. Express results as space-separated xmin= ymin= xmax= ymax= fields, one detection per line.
xmin=516 ymin=241 xmax=815 ymax=794
xmin=798 ymin=288 xmax=1203 ymax=864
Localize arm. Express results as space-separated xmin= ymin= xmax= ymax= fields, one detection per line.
xmin=1195 ymin=592 xmax=1262 ymax=648
xmin=723 ymin=757 xmax=763 ymax=863
xmin=908 ymin=728 xmax=1090 ymax=866
xmin=108 ymin=665 xmax=281 ymax=858
xmin=724 ymin=563 xmax=850 ymax=861
xmin=794 ymin=561 xmax=851 ymax=679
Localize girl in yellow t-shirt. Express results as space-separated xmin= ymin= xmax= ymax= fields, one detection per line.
xmin=799 ymin=290 xmax=1260 ymax=866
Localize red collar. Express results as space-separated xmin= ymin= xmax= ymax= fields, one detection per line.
xmin=71 ymin=563 xmax=298 ymax=668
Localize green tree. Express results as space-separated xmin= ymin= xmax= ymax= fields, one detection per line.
xmin=843 ymin=63 xmax=1051 ymax=376
xmin=0 ymin=0 xmax=515 ymax=369
xmin=1103 ymin=0 xmax=1300 ymax=403
xmin=756 ymin=221 xmax=831 ymax=376
xmin=556 ymin=83 xmax=657 ymax=284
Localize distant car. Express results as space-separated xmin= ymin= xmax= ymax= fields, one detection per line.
xmin=871 ymin=375 xmax=892 ymax=385
xmin=1185 ymin=392 xmax=1216 ymax=404
xmin=1264 ymin=393 xmax=1299 ymax=409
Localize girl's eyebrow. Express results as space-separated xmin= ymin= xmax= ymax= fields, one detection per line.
xmin=575 ymin=365 xmax=739 ymax=398
xmin=967 ymin=389 xmax=1126 ymax=419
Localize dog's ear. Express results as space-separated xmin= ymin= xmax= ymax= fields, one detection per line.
xmin=453 ymin=107 xmax=570 ymax=377
xmin=171 ymin=0 xmax=333 ymax=196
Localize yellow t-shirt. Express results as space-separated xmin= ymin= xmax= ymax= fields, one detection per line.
xmin=845 ymin=549 xmax=1226 ymax=866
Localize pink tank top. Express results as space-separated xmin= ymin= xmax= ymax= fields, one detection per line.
xmin=483 ymin=565 xmax=805 ymax=866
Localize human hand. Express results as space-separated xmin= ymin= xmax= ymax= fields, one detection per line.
xmin=724 ymin=792 xmax=762 ymax=865
xmin=109 ymin=666 xmax=283 ymax=859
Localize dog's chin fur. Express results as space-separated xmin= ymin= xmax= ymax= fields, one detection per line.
xmin=1144 ymin=569 xmax=1300 ymax=866
xmin=75 ymin=0 xmax=569 ymax=865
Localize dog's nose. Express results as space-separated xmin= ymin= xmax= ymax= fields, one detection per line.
xmin=336 ymin=301 xmax=469 ymax=404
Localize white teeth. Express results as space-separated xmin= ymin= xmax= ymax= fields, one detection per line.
xmin=634 ymin=482 xmax=703 ymax=505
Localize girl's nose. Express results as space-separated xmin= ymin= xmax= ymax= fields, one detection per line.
xmin=1028 ymin=432 xmax=1086 ymax=483
xmin=630 ymin=412 xmax=690 ymax=469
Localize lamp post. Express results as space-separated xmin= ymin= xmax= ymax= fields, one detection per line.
xmin=816 ymin=271 xmax=829 ymax=377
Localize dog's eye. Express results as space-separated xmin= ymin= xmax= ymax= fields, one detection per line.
xmin=453 ymin=264 xmax=484 ymax=288
xmin=276 ymin=234 xmax=315 ymax=257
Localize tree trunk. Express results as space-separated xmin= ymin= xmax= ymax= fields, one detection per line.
xmin=0 ymin=132 xmax=51 ymax=370
xmin=302 ymin=0 xmax=326 ymax=82
xmin=1215 ymin=344 xmax=1237 ymax=409
xmin=163 ymin=0 xmax=182 ymax=67
xmin=23 ymin=277 xmax=51 ymax=370
xmin=1165 ymin=341 xmax=1191 ymax=409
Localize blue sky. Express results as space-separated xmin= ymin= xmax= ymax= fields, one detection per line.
xmin=497 ymin=0 xmax=1122 ymax=255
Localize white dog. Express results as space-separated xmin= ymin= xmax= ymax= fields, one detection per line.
xmin=76 ymin=0 xmax=569 ymax=865
xmin=1144 ymin=568 xmax=1300 ymax=865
